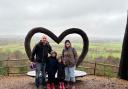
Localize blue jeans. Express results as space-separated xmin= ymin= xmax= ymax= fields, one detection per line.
xmin=65 ymin=66 xmax=76 ymax=82
xmin=35 ymin=62 xmax=46 ymax=88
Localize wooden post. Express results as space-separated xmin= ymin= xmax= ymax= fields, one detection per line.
xmin=104 ymin=61 xmax=105 ymax=76
xmin=94 ymin=61 xmax=96 ymax=75
xmin=6 ymin=57 xmax=9 ymax=76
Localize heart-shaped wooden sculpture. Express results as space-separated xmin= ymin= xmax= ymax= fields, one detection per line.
xmin=24 ymin=27 xmax=89 ymax=67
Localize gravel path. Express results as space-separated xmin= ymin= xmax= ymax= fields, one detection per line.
xmin=0 ymin=75 xmax=128 ymax=89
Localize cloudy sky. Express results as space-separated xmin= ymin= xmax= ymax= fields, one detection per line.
xmin=0 ymin=0 xmax=127 ymax=39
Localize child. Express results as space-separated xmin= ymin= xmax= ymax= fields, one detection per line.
xmin=46 ymin=51 xmax=58 ymax=89
xmin=57 ymin=55 xmax=65 ymax=89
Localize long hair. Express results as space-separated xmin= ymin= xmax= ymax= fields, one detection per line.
xmin=64 ymin=40 xmax=71 ymax=48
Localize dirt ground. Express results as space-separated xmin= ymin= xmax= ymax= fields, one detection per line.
xmin=0 ymin=75 xmax=128 ymax=89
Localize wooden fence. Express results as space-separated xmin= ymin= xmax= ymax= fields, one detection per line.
xmin=0 ymin=59 xmax=119 ymax=77
xmin=0 ymin=59 xmax=29 ymax=76
xmin=78 ymin=61 xmax=119 ymax=77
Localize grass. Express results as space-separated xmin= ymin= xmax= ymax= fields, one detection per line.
xmin=0 ymin=41 xmax=122 ymax=60
xmin=0 ymin=41 xmax=122 ymax=77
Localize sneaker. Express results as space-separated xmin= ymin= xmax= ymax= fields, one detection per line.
xmin=65 ymin=82 xmax=69 ymax=89
xmin=42 ymin=86 xmax=47 ymax=89
xmin=71 ymin=82 xmax=75 ymax=89
xmin=72 ymin=85 xmax=75 ymax=89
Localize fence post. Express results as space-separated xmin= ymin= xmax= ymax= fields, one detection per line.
xmin=94 ymin=61 xmax=96 ymax=75
xmin=104 ymin=61 xmax=105 ymax=76
xmin=6 ymin=57 xmax=9 ymax=76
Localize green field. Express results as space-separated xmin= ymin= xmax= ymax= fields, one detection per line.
xmin=0 ymin=41 xmax=122 ymax=62
xmin=0 ymin=39 xmax=123 ymax=77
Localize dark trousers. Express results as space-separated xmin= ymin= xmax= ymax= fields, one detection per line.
xmin=48 ymin=73 xmax=56 ymax=84
xmin=58 ymin=79 xmax=64 ymax=82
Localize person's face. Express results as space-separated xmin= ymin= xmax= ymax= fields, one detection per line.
xmin=58 ymin=59 xmax=61 ymax=63
xmin=41 ymin=36 xmax=47 ymax=43
xmin=65 ymin=42 xmax=71 ymax=48
xmin=51 ymin=53 xmax=56 ymax=57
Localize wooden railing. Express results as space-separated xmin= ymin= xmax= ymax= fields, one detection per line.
xmin=77 ymin=61 xmax=119 ymax=77
xmin=0 ymin=59 xmax=29 ymax=76
xmin=0 ymin=59 xmax=119 ymax=77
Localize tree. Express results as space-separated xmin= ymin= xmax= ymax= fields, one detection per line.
xmin=118 ymin=12 xmax=128 ymax=80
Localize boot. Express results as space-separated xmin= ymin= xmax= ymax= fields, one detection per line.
xmin=65 ymin=81 xmax=69 ymax=89
xmin=47 ymin=83 xmax=51 ymax=89
xmin=71 ymin=82 xmax=75 ymax=89
xmin=39 ymin=85 xmax=43 ymax=89
xmin=61 ymin=82 xmax=65 ymax=89
xmin=51 ymin=83 xmax=55 ymax=89
xmin=59 ymin=82 xmax=62 ymax=89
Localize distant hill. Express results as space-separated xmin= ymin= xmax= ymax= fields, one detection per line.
xmin=0 ymin=35 xmax=122 ymax=45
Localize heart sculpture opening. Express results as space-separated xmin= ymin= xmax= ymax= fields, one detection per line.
xmin=24 ymin=27 xmax=89 ymax=67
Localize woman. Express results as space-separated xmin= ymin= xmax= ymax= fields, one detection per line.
xmin=62 ymin=40 xmax=78 ymax=89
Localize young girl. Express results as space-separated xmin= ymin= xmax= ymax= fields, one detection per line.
xmin=46 ymin=51 xmax=58 ymax=89
xmin=57 ymin=55 xmax=65 ymax=89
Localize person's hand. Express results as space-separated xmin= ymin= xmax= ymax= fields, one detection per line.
xmin=30 ymin=61 xmax=33 ymax=64
xmin=63 ymin=61 xmax=66 ymax=65
xmin=31 ymin=62 xmax=35 ymax=65
xmin=29 ymin=61 xmax=36 ymax=69
xmin=45 ymin=72 xmax=47 ymax=74
xmin=28 ymin=60 xmax=33 ymax=64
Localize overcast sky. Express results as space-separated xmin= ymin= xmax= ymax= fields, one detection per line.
xmin=0 ymin=0 xmax=127 ymax=39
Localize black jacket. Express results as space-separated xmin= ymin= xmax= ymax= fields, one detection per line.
xmin=31 ymin=41 xmax=52 ymax=63
xmin=46 ymin=56 xmax=58 ymax=75
xmin=57 ymin=62 xmax=65 ymax=80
